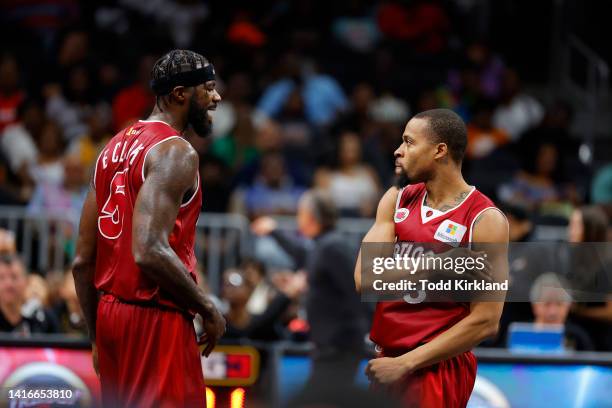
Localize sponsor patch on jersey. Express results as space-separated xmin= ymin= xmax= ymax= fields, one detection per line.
xmin=394 ymin=208 xmax=410 ymax=223
xmin=434 ymin=220 xmax=467 ymax=245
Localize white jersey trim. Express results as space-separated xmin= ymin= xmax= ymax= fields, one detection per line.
xmin=395 ymin=186 xmax=407 ymax=211
xmin=92 ymin=149 xmax=103 ymax=190
xmin=140 ymin=135 xmax=184 ymax=182
xmin=468 ymin=207 xmax=507 ymax=243
xmin=138 ymin=119 xmax=173 ymax=127
xmin=180 ymin=172 xmax=200 ymax=208
xmin=420 ymin=186 xmax=476 ymax=224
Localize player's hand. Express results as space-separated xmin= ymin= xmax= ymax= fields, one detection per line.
xmin=251 ymin=216 xmax=277 ymax=236
xmin=199 ymin=308 xmax=226 ymax=357
xmin=91 ymin=343 xmax=99 ymax=378
xmin=365 ymin=356 xmax=411 ymax=385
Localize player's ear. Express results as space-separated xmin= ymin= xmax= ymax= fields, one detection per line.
xmin=434 ymin=143 xmax=449 ymax=161
xmin=170 ymin=86 xmax=187 ymax=104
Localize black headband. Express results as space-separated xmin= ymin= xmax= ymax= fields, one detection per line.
xmin=150 ymin=64 xmax=215 ymax=95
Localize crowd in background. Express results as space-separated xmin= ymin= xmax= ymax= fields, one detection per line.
xmin=1 ymin=1 xmax=611 ymax=351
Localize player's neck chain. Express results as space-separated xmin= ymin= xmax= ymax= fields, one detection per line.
xmin=424 ymin=189 xmax=471 ymax=212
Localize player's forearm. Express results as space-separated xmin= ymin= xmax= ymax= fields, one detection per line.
xmin=398 ymin=312 xmax=498 ymax=373
xmin=72 ymin=259 xmax=98 ymax=343
xmin=134 ymin=243 xmax=218 ymax=318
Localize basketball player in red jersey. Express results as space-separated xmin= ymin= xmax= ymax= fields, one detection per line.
xmin=354 ymin=109 xmax=508 ymax=407
xmin=72 ymin=50 xmax=225 ymax=407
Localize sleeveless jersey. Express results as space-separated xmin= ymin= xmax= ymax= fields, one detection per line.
xmin=93 ymin=120 xmax=201 ymax=312
xmin=370 ymin=183 xmax=498 ymax=352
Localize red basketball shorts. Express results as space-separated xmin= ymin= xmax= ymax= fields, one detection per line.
xmin=375 ymin=350 xmax=477 ymax=408
xmin=96 ymin=294 xmax=206 ymax=407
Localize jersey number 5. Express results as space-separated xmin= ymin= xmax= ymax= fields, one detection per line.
xmin=98 ymin=169 xmax=128 ymax=239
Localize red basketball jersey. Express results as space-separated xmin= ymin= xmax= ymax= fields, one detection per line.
xmin=370 ymin=183 xmax=498 ymax=351
xmin=93 ymin=120 xmax=202 ymax=312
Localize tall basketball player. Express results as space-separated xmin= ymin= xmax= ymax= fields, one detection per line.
xmin=354 ymin=109 xmax=508 ymax=407
xmin=72 ymin=50 xmax=225 ymax=407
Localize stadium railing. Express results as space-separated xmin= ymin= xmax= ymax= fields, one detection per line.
xmin=0 ymin=207 xmax=567 ymax=295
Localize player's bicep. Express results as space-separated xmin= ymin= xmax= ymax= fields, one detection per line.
xmin=470 ymin=208 xmax=509 ymax=330
xmin=132 ymin=141 xmax=198 ymax=256
xmin=472 ymin=208 xmax=509 ymax=280
xmin=355 ymin=187 xmax=398 ymax=289
xmin=363 ymin=187 xmax=398 ymax=243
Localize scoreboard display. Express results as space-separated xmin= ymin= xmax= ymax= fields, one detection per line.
xmin=0 ymin=340 xmax=262 ymax=408
xmin=200 ymin=345 xmax=261 ymax=408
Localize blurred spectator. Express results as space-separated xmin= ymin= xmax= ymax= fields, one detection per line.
xmin=199 ymin=154 xmax=232 ymax=213
xmin=466 ymin=99 xmax=509 ymax=160
xmin=233 ymin=151 xmax=305 ymax=218
xmin=368 ymin=92 xmax=410 ymax=126
xmin=0 ymin=254 xmax=59 ymax=334
xmin=210 ymin=72 xmax=254 ymax=139
xmin=211 ymin=106 xmax=260 ymax=171
xmin=334 ymin=83 xmax=376 ymax=135
xmin=591 ymin=164 xmax=612 ymax=205
xmin=567 ymin=206 xmax=612 ymax=351
xmin=331 ymin=2 xmax=380 ymax=53
xmin=498 ymin=139 xmax=575 ymax=212
xmin=256 ymin=53 xmax=348 ymax=126
xmin=29 ymin=120 xmax=66 ymax=187
xmin=0 ymin=54 xmax=25 ymax=133
xmin=1 ymin=98 xmax=44 ymax=185
xmin=0 ymin=229 xmax=16 ymax=254
xmin=44 ymin=64 xmax=98 ymax=142
xmin=376 ymin=0 xmax=449 ymax=54
xmin=529 ymin=273 xmax=594 ymax=351
xmin=119 ymin=0 xmax=208 ymax=47
xmin=243 ymin=258 xmax=275 ymax=316
xmin=226 ymin=13 xmax=266 ymax=48
xmin=68 ymin=103 xmax=113 ymax=171
xmin=493 ymin=68 xmax=544 ymax=141
xmin=505 ymin=202 xmax=535 ymax=243
xmin=252 ymin=190 xmax=367 ymax=386
xmin=567 ymin=205 xmax=608 ymax=243
xmin=0 ymin=1 xmax=79 ymax=51
xmin=52 ymin=270 xmax=87 ymax=336
xmin=222 ymin=268 xmax=306 ymax=341
xmin=519 ymin=100 xmax=576 ymax=160
xmin=448 ymin=41 xmax=505 ymax=101
xmin=111 ymin=55 xmax=156 ymax=131
xmin=27 ymin=154 xmax=88 ymax=224
xmin=316 ymin=131 xmax=380 ymax=217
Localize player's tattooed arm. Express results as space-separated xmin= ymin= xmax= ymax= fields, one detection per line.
xmin=72 ymin=188 xmax=99 ymax=343
xmin=132 ymin=139 xmax=225 ymax=351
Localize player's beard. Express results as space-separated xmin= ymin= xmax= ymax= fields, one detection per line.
xmin=187 ymin=95 xmax=212 ymax=137
xmin=394 ymin=170 xmax=410 ymax=188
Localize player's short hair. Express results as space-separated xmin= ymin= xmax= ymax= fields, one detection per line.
xmin=150 ymin=49 xmax=214 ymax=95
xmin=414 ymin=108 xmax=467 ymax=163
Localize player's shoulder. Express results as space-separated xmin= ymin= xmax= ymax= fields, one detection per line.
xmin=397 ymin=183 xmax=425 ymax=207
xmin=469 ymin=188 xmax=501 ymax=218
xmin=469 ymin=189 xmax=508 ymax=240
